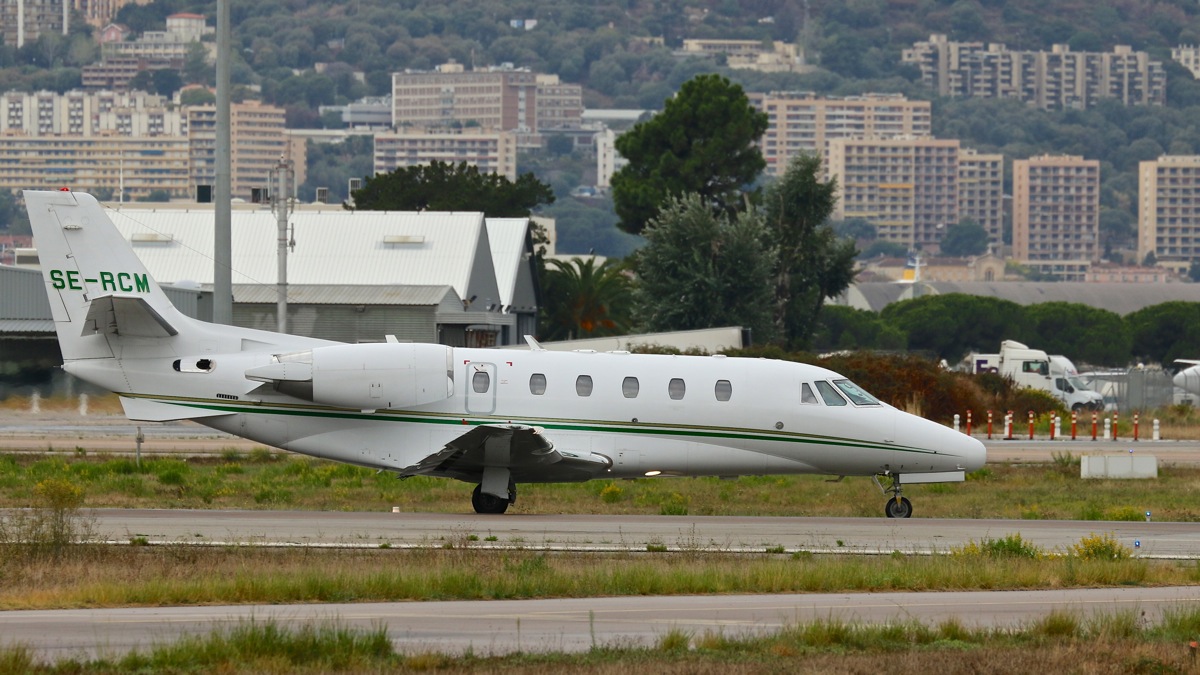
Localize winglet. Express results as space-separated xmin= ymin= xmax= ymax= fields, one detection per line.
xmin=524 ymin=335 xmax=545 ymax=351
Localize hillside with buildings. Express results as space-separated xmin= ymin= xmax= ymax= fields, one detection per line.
xmin=3 ymin=0 xmax=1200 ymax=270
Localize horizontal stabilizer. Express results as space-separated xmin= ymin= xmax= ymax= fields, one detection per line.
xmin=120 ymin=396 xmax=235 ymax=422
xmin=83 ymin=294 xmax=178 ymax=338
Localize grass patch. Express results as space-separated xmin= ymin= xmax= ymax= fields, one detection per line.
xmin=6 ymin=610 xmax=1200 ymax=673
xmin=0 ymin=453 xmax=1198 ymax=520
xmin=0 ymin=542 xmax=1188 ymax=610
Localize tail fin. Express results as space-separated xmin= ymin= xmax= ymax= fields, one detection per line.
xmin=25 ymin=189 xmax=186 ymax=361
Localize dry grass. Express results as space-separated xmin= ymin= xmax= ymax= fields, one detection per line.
xmin=0 ymin=544 xmax=1196 ymax=610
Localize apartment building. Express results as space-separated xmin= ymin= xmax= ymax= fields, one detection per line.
xmin=678 ymin=39 xmax=810 ymax=73
xmin=903 ymin=34 xmax=1165 ymax=109
xmin=957 ymin=148 xmax=1004 ymax=246
xmin=1137 ymin=155 xmax=1200 ymax=274
xmin=391 ymin=62 xmax=582 ymax=151
xmin=102 ymin=12 xmax=212 ymax=62
xmin=0 ymin=0 xmax=70 ymax=48
xmin=392 ymin=62 xmax=539 ymax=133
xmin=749 ymin=92 xmax=932 ymax=176
xmin=1172 ymin=45 xmax=1200 ymax=79
xmin=0 ymin=90 xmax=183 ymax=137
xmin=0 ymin=135 xmax=190 ymax=198
xmin=373 ymin=128 xmax=518 ymax=181
xmin=1013 ymin=155 xmax=1100 ymax=280
xmin=188 ymin=101 xmax=299 ymax=200
xmin=534 ymin=74 xmax=583 ymax=133
xmin=826 ymin=137 xmax=961 ymax=249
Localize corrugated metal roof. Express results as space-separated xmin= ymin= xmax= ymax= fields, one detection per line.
xmin=0 ymin=319 xmax=54 ymax=333
xmin=485 ymin=218 xmax=529 ymax=307
xmin=842 ymin=282 xmax=1200 ymax=316
xmin=105 ymin=207 xmax=487 ymax=299
xmin=232 ymin=284 xmax=457 ymax=306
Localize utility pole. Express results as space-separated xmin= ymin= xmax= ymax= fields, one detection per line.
xmin=272 ymin=158 xmax=295 ymax=334
xmin=213 ymin=0 xmax=232 ymax=325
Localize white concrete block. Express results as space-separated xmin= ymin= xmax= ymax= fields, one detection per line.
xmin=1081 ymin=454 xmax=1158 ymax=479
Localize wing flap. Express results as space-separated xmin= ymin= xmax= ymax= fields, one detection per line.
xmin=399 ymin=424 xmax=612 ymax=483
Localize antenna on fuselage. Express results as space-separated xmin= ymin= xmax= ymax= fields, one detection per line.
xmin=524 ymin=335 xmax=546 ymax=351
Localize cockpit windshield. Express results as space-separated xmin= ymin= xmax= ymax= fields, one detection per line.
xmin=833 ymin=379 xmax=881 ymax=406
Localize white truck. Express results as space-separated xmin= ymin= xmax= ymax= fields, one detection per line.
xmin=970 ymin=340 xmax=1104 ymax=412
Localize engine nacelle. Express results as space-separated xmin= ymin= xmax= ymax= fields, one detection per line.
xmin=246 ymin=342 xmax=454 ymax=410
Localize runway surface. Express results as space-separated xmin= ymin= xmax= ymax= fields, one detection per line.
xmin=6 ymin=586 xmax=1200 ymax=659
xmin=88 ymin=509 xmax=1200 ymax=558
xmin=5 ymin=413 xmax=1200 ymax=661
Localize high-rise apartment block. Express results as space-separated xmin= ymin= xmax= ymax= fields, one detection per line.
xmin=391 ymin=62 xmax=581 ymax=152
xmin=1172 ymin=45 xmax=1200 ymax=79
xmin=825 ymin=137 xmax=1005 ymax=252
xmin=0 ymin=0 xmax=65 ymax=48
xmin=750 ymin=92 xmax=932 ymax=176
xmin=1013 ymin=155 xmax=1100 ymax=280
xmin=826 ymin=137 xmax=961 ymax=249
xmin=903 ymin=34 xmax=1165 ymax=110
xmin=0 ymin=91 xmax=295 ymax=201
xmin=1137 ymin=155 xmax=1200 ymax=274
xmin=188 ymin=101 xmax=298 ymax=200
xmin=374 ymin=129 xmax=518 ymax=181
xmin=957 ymin=148 xmax=1004 ymax=245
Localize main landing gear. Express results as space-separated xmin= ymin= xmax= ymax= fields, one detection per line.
xmin=471 ymin=482 xmax=516 ymax=515
xmin=874 ymin=473 xmax=913 ymax=518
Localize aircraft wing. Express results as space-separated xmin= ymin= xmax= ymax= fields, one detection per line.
xmin=398 ymin=424 xmax=611 ymax=484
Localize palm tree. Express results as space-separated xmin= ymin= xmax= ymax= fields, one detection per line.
xmin=539 ymin=257 xmax=633 ymax=341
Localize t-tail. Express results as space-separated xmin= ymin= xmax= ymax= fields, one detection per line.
xmin=25 ymin=189 xmax=329 ymax=420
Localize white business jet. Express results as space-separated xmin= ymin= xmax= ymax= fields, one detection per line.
xmin=25 ymin=190 xmax=985 ymax=518
xmin=1174 ymin=360 xmax=1200 ymax=400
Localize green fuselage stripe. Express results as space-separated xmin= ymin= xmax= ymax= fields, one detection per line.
xmin=124 ymin=393 xmax=943 ymax=457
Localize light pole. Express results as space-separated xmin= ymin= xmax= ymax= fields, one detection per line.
xmin=213 ymin=0 xmax=233 ymax=324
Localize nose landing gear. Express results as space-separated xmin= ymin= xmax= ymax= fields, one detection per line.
xmin=874 ymin=473 xmax=913 ymax=518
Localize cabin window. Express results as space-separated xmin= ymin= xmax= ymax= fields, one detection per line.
xmin=576 ymin=375 xmax=593 ymax=397
xmin=668 ymin=378 xmax=686 ymax=400
xmin=815 ymin=380 xmax=847 ymax=406
xmin=800 ymin=383 xmax=819 ymax=405
xmin=472 ymin=371 xmax=490 ymax=394
xmin=833 ymin=379 xmax=880 ymax=406
xmin=622 ymin=376 xmax=639 ymax=398
xmin=714 ymin=380 xmax=732 ymax=401
xmin=529 ymin=373 xmax=547 ymax=395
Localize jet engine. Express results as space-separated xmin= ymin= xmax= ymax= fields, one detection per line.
xmin=245 ymin=342 xmax=454 ymax=410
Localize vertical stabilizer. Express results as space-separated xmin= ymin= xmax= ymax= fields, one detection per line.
xmin=25 ymin=190 xmax=185 ymax=361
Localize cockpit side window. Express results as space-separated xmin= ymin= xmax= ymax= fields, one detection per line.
xmin=833 ymin=379 xmax=881 ymax=406
xmin=800 ymin=382 xmax=819 ymax=405
xmin=815 ymin=380 xmax=848 ymax=406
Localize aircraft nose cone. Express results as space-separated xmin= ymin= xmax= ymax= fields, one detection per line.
xmin=893 ymin=409 xmax=987 ymax=472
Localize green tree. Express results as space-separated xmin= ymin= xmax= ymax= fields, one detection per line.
xmin=939 ymin=219 xmax=990 ymax=257
xmin=881 ymin=294 xmax=1033 ymax=363
xmin=180 ymin=88 xmax=216 ymax=107
xmin=0 ymin=188 xmax=30 ymax=234
xmin=352 ymin=161 xmax=554 ymax=217
xmin=811 ymin=305 xmax=907 ymax=352
xmin=763 ymin=154 xmax=858 ymax=348
xmin=633 ymin=194 xmax=778 ymax=342
xmin=1125 ymin=302 xmax=1200 ymax=365
xmin=1024 ymin=302 xmax=1130 ymax=366
xmin=539 ymin=257 xmax=633 ymax=341
xmin=610 ymin=73 xmax=768 ymax=235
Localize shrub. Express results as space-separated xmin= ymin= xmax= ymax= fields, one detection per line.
xmin=1071 ymin=532 xmax=1131 ymax=560
xmin=951 ymin=533 xmax=1042 ymax=559
xmin=599 ymin=483 xmax=623 ymax=503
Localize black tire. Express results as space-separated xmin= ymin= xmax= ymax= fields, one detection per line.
xmin=471 ymin=483 xmax=510 ymax=514
xmin=884 ymin=496 xmax=913 ymax=519
xmin=1072 ymin=403 xmax=1085 ymax=413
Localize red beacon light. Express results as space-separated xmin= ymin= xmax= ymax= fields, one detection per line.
xmin=58 ymin=187 xmax=70 ymax=191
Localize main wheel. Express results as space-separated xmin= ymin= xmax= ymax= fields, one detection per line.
xmin=472 ymin=484 xmax=510 ymax=514
xmin=884 ymin=496 xmax=913 ymax=519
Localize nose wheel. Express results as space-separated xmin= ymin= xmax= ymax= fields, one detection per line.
xmin=873 ymin=473 xmax=913 ymax=518
xmin=885 ymin=495 xmax=913 ymax=518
